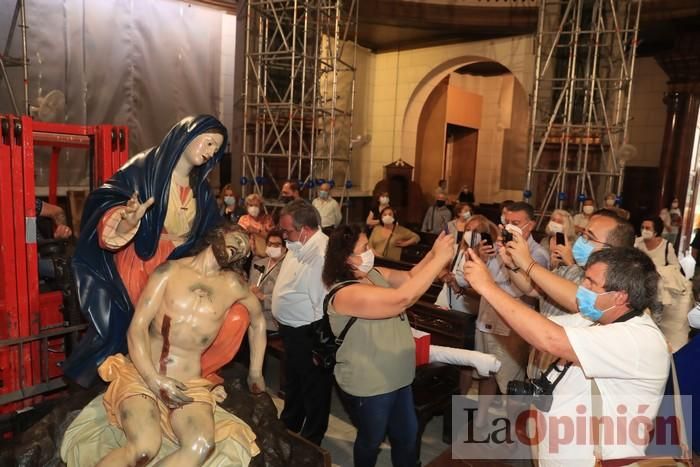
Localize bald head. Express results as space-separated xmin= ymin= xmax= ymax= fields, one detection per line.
xmin=587 ymin=214 xmax=635 ymax=249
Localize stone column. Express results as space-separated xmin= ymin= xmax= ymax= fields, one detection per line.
xmin=656 ymin=91 xmax=687 ymax=212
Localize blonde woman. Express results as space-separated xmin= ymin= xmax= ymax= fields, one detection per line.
xmin=435 ymin=214 xmax=498 ymax=314
xmin=237 ymin=193 xmax=274 ymax=257
xmin=539 ymin=209 xmax=576 ymax=258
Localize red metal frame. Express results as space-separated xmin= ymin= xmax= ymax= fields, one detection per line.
xmin=0 ymin=115 xmax=128 ymax=417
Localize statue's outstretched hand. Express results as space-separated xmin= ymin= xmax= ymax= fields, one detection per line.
xmin=147 ymin=375 xmax=193 ymax=409
xmin=247 ymin=373 xmax=266 ymax=395
xmin=121 ymin=191 xmax=155 ymax=228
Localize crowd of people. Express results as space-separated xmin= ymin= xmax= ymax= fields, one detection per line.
xmin=54 ymin=116 xmax=697 ymax=467
xmin=215 ymin=180 xmax=696 ymax=466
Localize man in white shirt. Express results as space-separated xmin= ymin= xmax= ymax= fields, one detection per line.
xmin=272 ymin=200 xmax=330 ymax=446
xmin=311 ymin=182 xmax=342 ymax=233
xmin=464 ymin=246 xmax=670 ymax=466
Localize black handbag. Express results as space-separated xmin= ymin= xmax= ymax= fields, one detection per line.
xmin=310 ymin=281 xmax=359 ymax=369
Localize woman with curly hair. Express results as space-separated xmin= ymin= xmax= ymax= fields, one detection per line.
xmin=322 ymin=224 xmax=453 ymax=467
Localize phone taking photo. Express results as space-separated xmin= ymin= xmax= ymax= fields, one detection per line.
xmin=501 ymin=229 xmax=513 ymax=243
xmin=481 ymin=232 xmax=493 ymax=246
xmin=555 ymin=232 xmax=566 ymax=246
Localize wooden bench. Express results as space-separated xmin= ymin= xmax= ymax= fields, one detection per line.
xmin=407 ymin=300 xmax=476 ymax=350
xmin=373 ymin=256 xmax=444 ymax=303
xmin=412 ymin=363 xmax=459 ymax=462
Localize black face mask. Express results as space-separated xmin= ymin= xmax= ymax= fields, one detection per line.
xmin=280 ymin=195 xmax=293 ymax=203
xmin=436 ymin=200 xmax=445 ymax=207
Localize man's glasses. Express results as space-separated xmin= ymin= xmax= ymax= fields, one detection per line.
xmin=580 ymin=231 xmax=613 ymax=248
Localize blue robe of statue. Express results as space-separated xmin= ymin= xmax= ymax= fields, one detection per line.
xmin=64 ymin=115 xmax=228 ymax=387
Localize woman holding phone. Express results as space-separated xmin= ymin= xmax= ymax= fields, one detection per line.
xmin=539 ymin=209 xmax=576 ymax=258
xmin=323 ymin=225 xmax=453 ymax=467
xmin=435 ymin=215 xmax=498 ymax=314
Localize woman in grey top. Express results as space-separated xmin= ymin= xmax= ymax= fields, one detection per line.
xmin=322 ymin=224 xmax=453 ymax=467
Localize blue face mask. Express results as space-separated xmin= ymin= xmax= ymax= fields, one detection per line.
xmin=572 ymin=236 xmax=595 ymax=266
xmin=576 ymin=286 xmax=615 ymax=321
xmin=319 ymin=190 xmax=329 ymax=199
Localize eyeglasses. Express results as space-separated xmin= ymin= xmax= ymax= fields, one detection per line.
xmin=580 ymin=231 xmax=613 ymax=248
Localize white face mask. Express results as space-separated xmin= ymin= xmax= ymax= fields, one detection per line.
xmin=285 ymin=230 xmax=307 ymax=253
xmin=688 ymin=303 xmax=700 ymax=329
xmin=382 ymin=215 xmax=395 ymax=225
xmin=266 ymin=246 xmax=283 ymax=258
xmin=285 ymin=240 xmax=300 ymax=253
xmin=505 ymin=223 xmax=523 ymax=236
xmin=379 ymin=196 xmax=389 ymax=205
xmin=546 ymin=221 xmax=564 ymax=235
xmin=461 ymin=211 xmax=472 ymax=220
xmin=247 ymin=206 xmax=260 ymax=217
xmin=641 ymin=229 xmax=654 ymax=240
xmin=355 ymin=249 xmax=375 ymax=273
xmin=583 ymin=205 xmax=594 ymax=215
xmin=500 ymin=215 xmax=507 ymax=226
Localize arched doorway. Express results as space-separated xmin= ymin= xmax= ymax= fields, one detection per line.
xmin=412 ymin=60 xmax=529 ymax=203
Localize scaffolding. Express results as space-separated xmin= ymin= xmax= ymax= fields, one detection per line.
xmin=525 ymin=0 xmax=642 ymax=222
xmin=0 ymin=0 xmax=30 ymax=116
xmin=242 ymin=0 xmax=358 ymax=202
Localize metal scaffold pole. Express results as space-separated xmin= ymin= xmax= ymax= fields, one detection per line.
xmin=525 ymin=0 xmax=642 ymax=225
xmin=0 ymin=0 xmax=30 ymax=115
xmin=241 ymin=0 xmax=358 ymax=203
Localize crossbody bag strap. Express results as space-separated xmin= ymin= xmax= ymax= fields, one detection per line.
xmin=665 ymin=240 xmax=670 ymax=267
xmin=323 ymin=280 xmax=360 ymax=345
xmin=382 ymin=224 xmax=396 ymax=257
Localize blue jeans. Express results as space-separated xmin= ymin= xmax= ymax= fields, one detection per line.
xmin=342 ymin=385 xmax=417 ymax=467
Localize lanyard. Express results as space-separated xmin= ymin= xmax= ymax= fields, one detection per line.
xmin=256 ymin=257 xmax=283 ymax=287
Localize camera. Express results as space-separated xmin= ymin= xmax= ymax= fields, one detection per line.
xmin=507 ymin=361 xmax=571 ymax=412
xmin=507 ymin=374 xmax=557 ymax=412
xmin=501 ymin=228 xmax=513 ymax=243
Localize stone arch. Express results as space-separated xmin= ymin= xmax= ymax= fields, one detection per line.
xmin=395 ymin=37 xmax=534 ymax=200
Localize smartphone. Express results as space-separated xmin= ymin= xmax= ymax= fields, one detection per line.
xmin=555 ymin=232 xmax=566 ymax=246
xmin=481 ymin=232 xmax=493 ymax=246
xmin=469 ymin=231 xmax=480 ymax=249
xmin=501 ymin=229 xmax=513 ymax=243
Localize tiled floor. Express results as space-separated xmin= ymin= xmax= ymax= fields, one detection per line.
xmin=263 ymin=357 xmax=450 ymax=467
